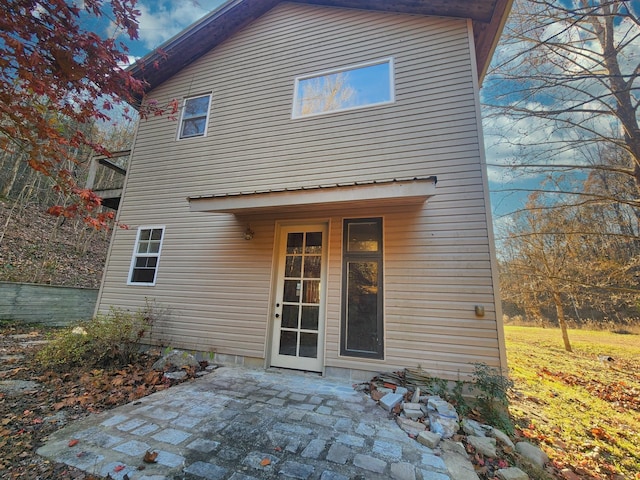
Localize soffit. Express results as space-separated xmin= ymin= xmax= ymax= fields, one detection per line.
xmin=188 ymin=176 xmax=437 ymax=214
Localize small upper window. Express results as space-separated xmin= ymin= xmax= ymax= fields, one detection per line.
xmin=178 ymin=94 xmax=211 ymax=139
xmin=292 ymin=58 xmax=394 ymax=118
xmin=128 ymin=226 xmax=165 ymax=285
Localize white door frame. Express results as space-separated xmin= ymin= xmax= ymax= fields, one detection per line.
xmin=269 ymin=222 xmax=328 ymax=372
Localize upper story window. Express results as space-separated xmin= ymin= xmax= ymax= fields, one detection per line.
xmin=292 ymin=58 xmax=394 ymax=119
xmin=128 ymin=226 xmax=165 ymax=286
xmin=178 ymin=94 xmax=211 ymax=139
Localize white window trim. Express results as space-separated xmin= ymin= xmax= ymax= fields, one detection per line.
xmin=127 ymin=225 xmax=166 ymax=286
xmin=292 ymin=57 xmax=395 ymax=119
xmin=177 ymin=93 xmax=212 ymax=140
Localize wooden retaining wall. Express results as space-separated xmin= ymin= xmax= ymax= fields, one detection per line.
xmin=0 ymin=282 xmax=97 ymax=326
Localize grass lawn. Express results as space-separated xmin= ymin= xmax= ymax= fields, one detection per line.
xmin=505 ymin=326 xmax=640 ymax=479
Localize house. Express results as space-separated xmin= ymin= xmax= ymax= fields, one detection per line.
xmin=95 ymin=0 xmax=512 ymax=381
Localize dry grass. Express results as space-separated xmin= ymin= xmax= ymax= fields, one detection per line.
xmin=505 ymin=326 xmax=640 ymax=479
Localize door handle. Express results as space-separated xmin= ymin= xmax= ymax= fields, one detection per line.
xmin=275 ymin=313 xmax=280 ymax=318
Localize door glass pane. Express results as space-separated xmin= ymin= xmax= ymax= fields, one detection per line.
xmin=303 ymin=280 xmax=320 ymax=304
xmin=279 ymin=331 xmax=298 ymax=356
xmin=282 ymin=305 xmax=299 ymax=329
xmin=305 ymin=232 xmax=322 ymax=254
xmin=347 ymin=222 xmax=379 ymax=252
xmin=304 ymin=256 xmax=321 ymax=278
xmin=299 ymin=333 xmax=318 ymax=358
xmin=301 ymin=306 xmax=319 ymax=330
xmin=285 ymin=256 xmax=302 ymax=277
xmin=284 ymin=280 xmax=300 ymax=302
xmin=346 ymin=261 xmax=379 ymax=353
xmin=287 ymin=233 xmax=304 ymax=254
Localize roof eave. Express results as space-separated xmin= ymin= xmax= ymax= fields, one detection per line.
xmin=473 ymin=0 xmax=514 ymax=85
xmin=128 ymin=0 xmax=512 ymax=99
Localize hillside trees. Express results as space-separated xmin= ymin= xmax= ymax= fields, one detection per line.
xmin=0 ymin=0 xmax=146 ymax=227
xmin=500 ymin=181 xmax=640 ymax=350
xmin=0 ymin=119 xmax=135 ymax=286
xmin=486 ymin=0 xmax=640 ymax=335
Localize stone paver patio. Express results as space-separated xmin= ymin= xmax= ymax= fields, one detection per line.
xmin=38 ymin=366 xmax=456 ymax=480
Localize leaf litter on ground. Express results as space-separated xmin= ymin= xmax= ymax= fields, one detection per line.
xmin=0 ymin=322 xmax=193 ymax=479
xmin=505 ymin=326 xmax=640 ymax=479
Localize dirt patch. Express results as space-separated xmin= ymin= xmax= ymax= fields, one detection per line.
xmin=0 ymin=199 xmax=110 ymax=288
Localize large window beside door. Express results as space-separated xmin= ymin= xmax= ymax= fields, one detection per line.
xmin=341 ymin=218 xmax=383 ymax=358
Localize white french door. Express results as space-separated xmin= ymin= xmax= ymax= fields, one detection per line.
xmin=270 ymin=223 xmax=327 ymax=372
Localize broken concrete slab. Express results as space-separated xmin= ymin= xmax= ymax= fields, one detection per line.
xmin=497 ymin=466 xmax=529 ymax=480
xmin=417 ymin=431 xmax=441 ymax=449
xmin=467 ymin=435 xmax=497 ymax=458
xmin=380 ymin=393 xmax=403 ymax=411
xmin=515 ymin=441 xmax=549 ymax=468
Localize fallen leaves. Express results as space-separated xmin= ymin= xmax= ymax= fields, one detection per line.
xmin=507 ymin=327 xmax=640 ymax=480
xmin=0 ymin=323 xmax=193 ymax=478
xmin=41 ymin=361 xmax=170 ymax=415
xmin=539 ymin=368 xmax=640 ymax=412
xmin=260 ymin=458 xmax=271 ymax=467
xmin=143 ymin=450 xmax=158 ymax=463
xmin=589 ymin=427 xmax=613 ymax=442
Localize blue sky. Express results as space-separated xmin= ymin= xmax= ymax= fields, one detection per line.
xmin=115 ymin=0 xmax=227 ymax=58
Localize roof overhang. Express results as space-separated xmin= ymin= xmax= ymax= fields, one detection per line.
xmin=129 ymin=0 xmax=512 ymax=98
xmin=188 ymin=176 xmax=437 ymax=214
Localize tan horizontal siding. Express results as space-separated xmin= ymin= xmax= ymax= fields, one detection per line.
xmin=97 ymin=3 xmax=504 ymax=379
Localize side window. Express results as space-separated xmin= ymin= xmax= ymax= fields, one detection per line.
xmin=292 ymin=58 xmax=394 ymax=118
xmin=178 ymin=94 xmax=211 ymax=139
xmin=128 ymin=226 xmax=165 ymax=285
xmin=341 ymin=218 xmax=384 ymax=359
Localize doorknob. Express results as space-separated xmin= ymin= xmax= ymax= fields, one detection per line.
xmin=275 ymin=313 xmax=280 ymax=318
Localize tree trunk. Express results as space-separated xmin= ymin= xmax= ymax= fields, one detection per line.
xmin=585 ymin=1 xmax=640 ymax=196
xmin=0 ymin=152 xmax=22 ymax=198
xmin=552 ymin=291 xmax=572 ymax=352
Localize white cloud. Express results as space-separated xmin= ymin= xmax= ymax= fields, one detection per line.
xmin=482 ymin=1 xmax=640 ymax=220
xmin=136 ymin=0 xmax=226 ymax=50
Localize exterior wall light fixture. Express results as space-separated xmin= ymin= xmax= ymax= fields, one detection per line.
xmin=244 ymin=226 xmax=255 ymax=240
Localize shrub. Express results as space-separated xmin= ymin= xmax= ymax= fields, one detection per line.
xmin=37 ymin=303 xmax=160 ymax=371
xmin=451 ymin=379 xmax=471 ymax=417
xmin=472 ymin=362 xmax=514 ymax=434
